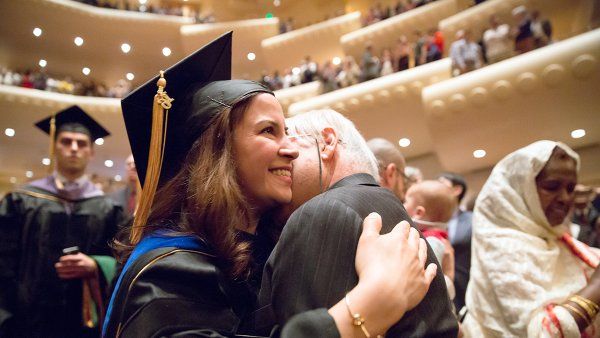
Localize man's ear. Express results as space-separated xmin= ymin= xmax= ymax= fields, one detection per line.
xmin=415 ymin=205 xmax=426 ymax=218
xmin=320 ymin=127 xmax=338 ymax=162
xmin=383 ymin=163 xmax=397 ymax=185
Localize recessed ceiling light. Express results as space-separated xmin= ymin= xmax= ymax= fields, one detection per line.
xmin=247 ymin=52 xmax=256 ymax=61
xmin=104 ymin=160 xmax=114 ymax=168
xmin=121 ymin=43 xmax=131 ymax=53
xmin=473 ymin=149 xmax=486 ymax=158
xmin=74 ymin=36 xmax=84 ymax=46
xmin=95 ymin=138 xmax=104 ymax=145
xmin=82 ymin=67 xmax=91 ymax=75
xmin=162 ymin=47 xmax=172 ymax=57
xmin=5 ymin=128 xmax=15 ymax=137
xmin=332 ymin=57 xmax=341 ymax=65
xmin=571 ymin=129 xmax=586 ymax=139
xmin=42 ymin=158 xmax=51 ymax=166
xmin=9 ymin=177 xmax=17 ymax=184
xmin=138 ymin=0 xmax=147 ymax=4
xmin=25 ymin=171 xmax=34 ymax=178
xmin=126 ymin=72 xmax=135 ymax=81
xmin=33 ymin=27 xmax=42 ymax=37
xmin=274 ymin=0 xmax=281 ymax=6
xmin=39 ymin=59 xmax=47 ymax=68
xmin=398 ymin=138 xmax=411 ymax=147
xmin=114 ymin=174 xmax=122 ymax=182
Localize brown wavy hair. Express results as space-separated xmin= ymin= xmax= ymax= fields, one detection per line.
xmin=114 ymin=93 xmax=263 ymax=279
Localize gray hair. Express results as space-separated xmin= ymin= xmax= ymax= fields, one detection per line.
xmin=286 ymin=109 xmax=379 ymax=178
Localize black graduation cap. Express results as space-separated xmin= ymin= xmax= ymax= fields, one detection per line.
xmin=35 ymin=105 xmax=110 ymax=141
xmin=121 ymin=31 xmax=272 ymax=243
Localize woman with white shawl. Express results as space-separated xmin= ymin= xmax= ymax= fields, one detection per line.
xmin=463 ymin=140 xmax=600 ymax=337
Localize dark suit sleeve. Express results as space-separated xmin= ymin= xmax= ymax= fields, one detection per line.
xmin=0 ymin=193 xmax=21 ymax=335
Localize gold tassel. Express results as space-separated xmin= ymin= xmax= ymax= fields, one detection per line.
xmin=48 ymin=115 xmax=56 ymax=174
xmin=130 ymin=71 xmax=173 ymax=244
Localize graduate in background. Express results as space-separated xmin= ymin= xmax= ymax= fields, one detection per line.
xmin=0 ymin=106 xmax=124 ymax=337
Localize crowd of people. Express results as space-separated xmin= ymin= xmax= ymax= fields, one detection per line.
xmin=362 ymin=0 xmax=439 ymax=26
xmin=1 ymin=30 xmax=599 ymax=338
xmin=259 ymin=29 xmax=443 ymax=93
xmin=450 ymin=6 xmax=554 ymax=75
xmin=0 ymin=67 xmax=132 ymax=98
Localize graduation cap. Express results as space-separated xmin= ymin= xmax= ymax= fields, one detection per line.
xmin=122 ymin=31 xmax=272 ymax=243
xmin=35 ymin=105 xmax=110 ymax=173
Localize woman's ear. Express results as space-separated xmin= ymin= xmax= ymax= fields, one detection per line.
xmin=320 ymin=127 xmax=338 ymax=162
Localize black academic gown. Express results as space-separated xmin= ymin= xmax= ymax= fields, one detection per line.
xmin=0 ymin=182 xmax=123 ymax=338
xmin=103 ymin=230 xmax=338 ymax=338
xmin=257 ymin=174 xmax=459 ymax=338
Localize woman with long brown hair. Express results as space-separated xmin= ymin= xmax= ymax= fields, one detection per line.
xmin=103 ymin=33 xmax=437 ymax=338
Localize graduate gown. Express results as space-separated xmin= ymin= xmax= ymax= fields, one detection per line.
xmin=0 ymin=176 xmax=123 ymax=338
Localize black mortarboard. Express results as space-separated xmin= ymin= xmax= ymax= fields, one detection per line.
xmin=35 ymin=105 xmax=110 ymax=173
xmin=121 ymin=31 xmax=272 ymax=243
xmin=35 ymin=105 xmax=110 ymax=141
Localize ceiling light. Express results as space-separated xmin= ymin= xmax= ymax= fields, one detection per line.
xmin=33 ymin=27 xmax=42 ymax=37
xmin=398 ymin=138 xmax=411 ymax=147
xmin=121 ymin=43 xmax=131 ymax=53
xmin=332 ymin=57 xmax=341 ymax=66
xmin=25 ymin=171 xmax=34 ymax=178
xmin=74 ymin=36 xmax=84 ymax=46
xmin=138 ymin=0 xmax=147 ymax=3
xmin=9 ymin=177 xmax=17 ymax=184
xmin=274 ymin=0 xmax=281 ymax=6
xmin=247 ymin=52 xmax=256 ymax=61
xmin=82 ymin=67 xmax=91 ymax=75
xmin=42 ymin=158 xmax=51 ymax=166
xmin=39 ymin=59 xmax=47 ymax=68
xmin=162 ymin=47 xmax=171 ymax=56
xmin=95 ymin=138 xmax=104 ymax=145
xmin=473 ymin=149 xmax=486 ymax=158
xmin=126 ymin=72 xmax=135 ymax=81
xmin=114 ymin=174 xmax=122 ymax=182
xmin=104 ymin=160 xmax=114 ymax=168
xmin=571 ymin=129 xmax=586 ymax=139
xmin=5 ymin=128 xmax=15 ymax=137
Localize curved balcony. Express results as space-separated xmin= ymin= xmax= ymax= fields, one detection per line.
xmin=261 ymin=12 xmax=362 ymax=73
xmin=288 ymin=58 xmax=452 ymax=158
xmin=0 ymin=85 xmax=127 ymax=181
xmin=422 ymin=28 xmax=600 ymax=175
xmin=340 ymin=0 xmax=458 ymax=60
xmin=181 ymin=18 xmax=279 ymax=80
xmin=439 ymin=0 xmax=594 ymax=55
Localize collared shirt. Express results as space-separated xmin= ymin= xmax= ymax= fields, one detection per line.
xmin=450 ymin=39 xmax=482 ymax=70
xmin=483 ymin=24 xmax=512 ymax=59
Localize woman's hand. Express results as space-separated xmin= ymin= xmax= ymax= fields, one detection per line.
xmin=328 ymin=213 xmax=437 ymax=337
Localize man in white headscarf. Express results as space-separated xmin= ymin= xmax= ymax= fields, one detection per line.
xmin=463 ymin=140 xmax=600 ymax=337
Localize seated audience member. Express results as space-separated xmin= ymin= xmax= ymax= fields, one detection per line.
xmin=512 ymin=6 xmax=535 ymax=54
xmin=319 ymin=61 xmax=339 ymax=93
xmin=450 ymin=30 xmax=483 ymax=75
xmin=367 ymin=138 xmax=408 ymax=202
xmin=425 ymin=32 xmax=442 ymax=63
xmin=361 ymin=43 xmax=380 ymax=81
xmin=483 ymin=15 xmax=513 ymax=64
xmin=300 ymin=56 xmax=318 ymax=83
xmin=438 ymin=172 xmax=472 ymax=313
xmin=404 ymin=180 xmax=458 ymax=301
xmin=336 ymin=56 xmax=361 ymax=88
xmin=414 ymin=30 xmax=427 ymax=67
xmin=464 ymin=140 xmax=600 ymax=337
xmin=258 ymin=110 xmax=459 ymax=338
xmin=572 ymin=184 xmax=600 ymax=247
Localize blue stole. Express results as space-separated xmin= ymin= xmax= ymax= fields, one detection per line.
xmin=102 ymin=231 xmax=207 ymax=336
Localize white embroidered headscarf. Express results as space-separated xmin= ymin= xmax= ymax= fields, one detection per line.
xmin=463 ymin=140 xmax=590 ymax=338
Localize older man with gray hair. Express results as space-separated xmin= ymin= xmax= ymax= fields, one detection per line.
xmin=257 ymin=110 xmax=458 ymax=338
xmin=367 ymin=138 xmax=408 ymax=202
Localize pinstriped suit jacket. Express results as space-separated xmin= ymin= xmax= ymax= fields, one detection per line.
xmin=257 ymin=173 xmax=459 ymax=337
